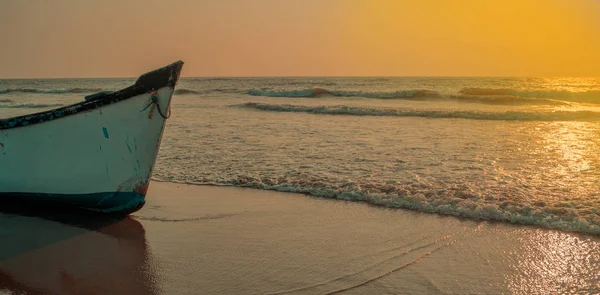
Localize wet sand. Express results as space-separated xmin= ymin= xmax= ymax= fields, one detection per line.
xmin=2 ymin=181 xmax=600 ymax=294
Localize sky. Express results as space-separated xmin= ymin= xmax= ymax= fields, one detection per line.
xmin=1 ymin=0 xmax=599 ymax=78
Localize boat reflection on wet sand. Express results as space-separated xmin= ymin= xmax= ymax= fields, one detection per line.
xmin=0 ymin=203 xmax=157 ymax=295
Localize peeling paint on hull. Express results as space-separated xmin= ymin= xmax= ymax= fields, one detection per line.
xmin=0 ymin=61 xmax=184 ymax=215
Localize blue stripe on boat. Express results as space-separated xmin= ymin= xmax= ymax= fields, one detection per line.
xmin=0 ymin=192 xmax=146 ymax=215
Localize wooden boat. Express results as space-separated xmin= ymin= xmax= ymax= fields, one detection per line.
xmin=0 ymin=61 xmax=184 ymax=215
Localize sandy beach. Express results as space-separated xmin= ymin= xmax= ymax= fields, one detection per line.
xmin=2 ymin=181 xmax=599 ymax=295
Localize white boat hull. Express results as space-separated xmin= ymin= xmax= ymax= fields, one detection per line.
xmin=0 ymin=61 xmax=184 ymax=214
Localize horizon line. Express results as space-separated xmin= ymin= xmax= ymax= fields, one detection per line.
xmin=2 ymin=74 xmax=600 ymax=80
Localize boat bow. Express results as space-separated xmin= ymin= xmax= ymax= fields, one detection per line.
xmin=0 ymin=61 xmax=185 ymax=215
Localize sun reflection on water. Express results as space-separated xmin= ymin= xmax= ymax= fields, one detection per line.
xmin=507 ymin=230 xmax=600 ymax=294
xmin=542 ymin=122 xmax=594 ymax=175
xmin=536 ymin=77 xmax=600 ymax=93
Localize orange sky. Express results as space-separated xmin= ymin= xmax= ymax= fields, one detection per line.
xmin=1 ymin=0 xmax=599 ymax=78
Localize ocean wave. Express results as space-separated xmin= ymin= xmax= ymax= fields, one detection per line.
xmin=459 ymin=88 xmax=600 ymax=103
xmin=247 ymin=87 xmax=598 ymax=105
xmin=198 ymin=77 xmax=235 ymax=81
xmin=237 ymin=102 xmax=600 ymax=121
xmin=248 ymin=88 xmax=441 ymax=99
xmin=174 ymin=88 xmax=245 ymax=95
xmin=174 ymin=89 xmax=203 ymax=95
xmin=449 ymin=95 xmax=568 ymax=106
xmin=285 ymin=81 xmax=338 ymax=86
xmin=0 ymin=88 xmax=105 ymax=95
xmin=458 ymin=88 xmax=514 ymax=96
xmin=155 ymin=176 xmax=600 ymax=236
xmin=0 ymin=103 xmax=64 ymax=109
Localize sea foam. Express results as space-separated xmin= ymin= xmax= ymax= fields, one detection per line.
xmin=237 ymin=102 xmax=600 ymax=122
xmin=153 ymin=176 xmax=600 ymax=236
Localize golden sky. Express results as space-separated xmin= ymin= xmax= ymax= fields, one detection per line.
xmin=1 ymin=0 xmax=599 ymax=78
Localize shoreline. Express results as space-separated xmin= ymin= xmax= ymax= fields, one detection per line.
xmin=149 ymin=179 xmax=600 ymax=238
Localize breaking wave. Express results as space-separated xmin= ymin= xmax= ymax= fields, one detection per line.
xmin=174 ymin=89 xmax=203 ymax=95
xmin=248 ymin=88 xmax=441 ymax=99
xmin=247 ymin=87 xmax=599 ymax=105
xmin=237 ymin=102 xmax=600 ymax=122
xmin=285 ymin=81 xmax=338 ymax=86
xmin=459 ymin=88 xmax=600 ymax=104
xmin=449 ymin=95 xmax=568 ymax=106
xmin=155 ymin=176 xmax=600 ymax=236
xmin=174 ymin=88 xmax=245 ymax=95
xmin=0 ymin=88 xmax=105 ymax=95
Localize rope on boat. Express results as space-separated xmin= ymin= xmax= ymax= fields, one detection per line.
xmin=150 ymin=95 xmax=171 ymax=119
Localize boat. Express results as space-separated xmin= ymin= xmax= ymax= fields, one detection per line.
xmin=0 ymin=60 xmax=184 ymax=215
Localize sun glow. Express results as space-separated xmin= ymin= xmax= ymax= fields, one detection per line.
xmin=1 ymin=0 xmax=599 ymax=77
xmin=339 ymin=0 xmax=600 ymax=77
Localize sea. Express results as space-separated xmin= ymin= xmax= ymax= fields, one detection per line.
xmin=1 ymin=76 xmax=600 ymax=236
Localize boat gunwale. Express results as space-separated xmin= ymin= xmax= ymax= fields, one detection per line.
xmin=0 ymin=60 xmax=184 ymax=131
